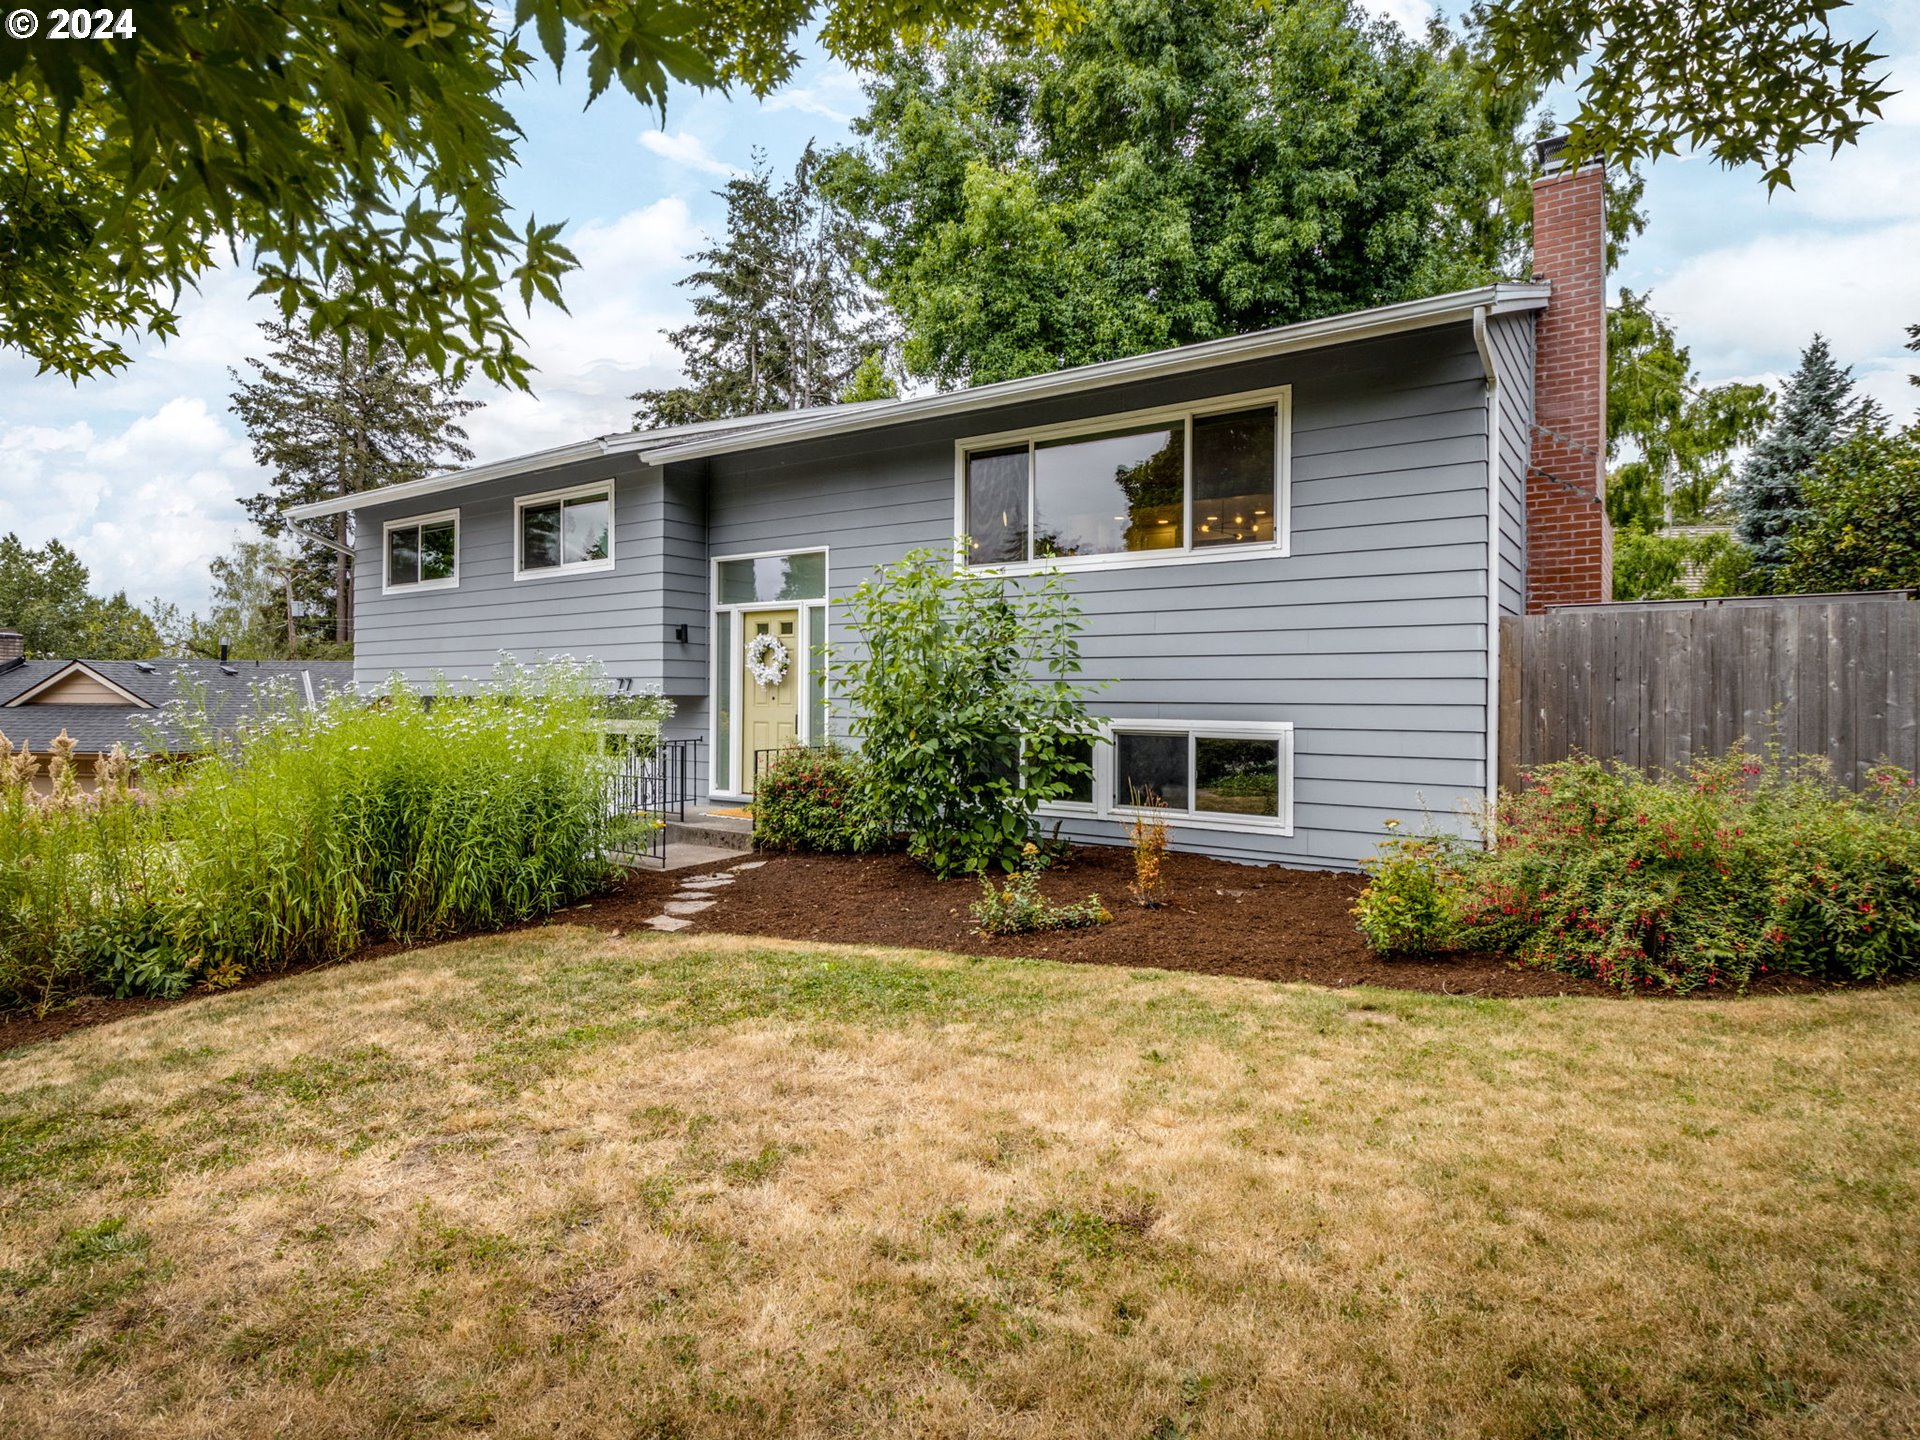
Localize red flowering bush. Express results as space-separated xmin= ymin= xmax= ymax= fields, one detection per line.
xmin=1354 ymin=749 xmax=1920 ymax=992
xmin=752 ymin=745 xmax=890 ymax=854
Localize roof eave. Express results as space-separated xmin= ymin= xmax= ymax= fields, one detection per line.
xmin=635 ymin=283 xmax=1551 ymax=465
xmin=284 ymin=282 xmax=1549 ymax=518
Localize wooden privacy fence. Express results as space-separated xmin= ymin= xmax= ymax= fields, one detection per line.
xmin=1497 ymin=592 xmax=1920 ymax=792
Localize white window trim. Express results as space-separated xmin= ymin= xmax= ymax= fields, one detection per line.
xmin=952 ymin=384 xmax=1293 ymax=576
xmin=380 ymin=509 xmax=461 ymax=596
xmin=707 ymin=547 xmax=831 ymax=800
xmin=1036 ymin=718 xmax=1295 ymax=836
xmin=513 ymin=480 xmax=617 ymax=580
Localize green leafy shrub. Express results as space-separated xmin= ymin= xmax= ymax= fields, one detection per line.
xmin=0 ymin=658 xmax=622 ymax=1014
xmin=971 ymin=849 xmax=1110 ymax=936
xmin=1351 ymin=825 xmax=1462 ymax=954
xmin=752 ymin=744 xmax=889 ymax=853
xmin=1350 ymin=749 xmax=1920 ymax=992
xmin=836 ymin=547 xmax=1100 ymax=877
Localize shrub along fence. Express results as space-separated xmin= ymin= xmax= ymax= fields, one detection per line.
xmin=1498 ymin=591 xmax=1920 ymax=791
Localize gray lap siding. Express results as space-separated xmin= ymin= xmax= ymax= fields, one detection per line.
xmin=345 ymin=321 xmax=1511 ymax=871
xmin=703 ymin=324 xmax=1502 ymax=869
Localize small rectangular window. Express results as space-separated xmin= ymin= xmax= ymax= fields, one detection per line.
xmin=1115 ymin=731 xmax=1189 ymax=810
xmin=384 ymin=513 xmax=458 ymax=590
xmin=1102 ymin=724 xmax=1291 ymax=830
xmin=717 ymin=551 xmax=827 ymax=603
xmin=518 ymin=485 xmax=614 ymax=575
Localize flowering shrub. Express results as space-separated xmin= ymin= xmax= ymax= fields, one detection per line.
xmin=0 ymin=659 xmax=618 ymax=1014
xmin=971 ymin=845 xmax=1110 ymax=935
xmin=1350 ymin=749 xmax=1920 ymax=992
xmin=752 ymin=744 xmax=889 ymax=854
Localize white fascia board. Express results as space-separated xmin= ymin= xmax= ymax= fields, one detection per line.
xmin=283 ymin=438 xmax=608 ymax=521
xmin=635 ymin=283 xmax=1552 ymax=466
xmin=278 ymin=405 xmax=851 ymax=522
xmin=282 ymin=283 xmax=1549 ymax=520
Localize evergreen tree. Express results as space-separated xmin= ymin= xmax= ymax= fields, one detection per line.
xmin=230 ymin=313 xmax=480 ymax=646
xmin=1730 ymin=335 xmax=1871 ymax=583
xmin=632 ymin=145 xmax=893 ymax=427
xmin=0 ymin=534 xmax=163 ymax=659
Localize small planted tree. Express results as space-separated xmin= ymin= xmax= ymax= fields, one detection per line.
xmin=836 ymin=547 xmax=1099 ymax=877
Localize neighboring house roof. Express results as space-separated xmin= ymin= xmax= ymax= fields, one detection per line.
xmin=0 ymin=659 xmax=356 ymax=754
xmin=285 ymin=282 xmax=1553 ymax=522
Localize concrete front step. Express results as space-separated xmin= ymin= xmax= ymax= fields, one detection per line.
xmin=662 ymin=814 xmax=754 ymax=853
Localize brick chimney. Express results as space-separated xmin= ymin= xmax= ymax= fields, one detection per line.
xmin=0 ymin=628 xmax=22 ymax=664
xmin=1526 ymin=137 xmax=1611 ymax=611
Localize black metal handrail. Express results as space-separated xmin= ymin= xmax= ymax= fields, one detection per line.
xmin=605 ymin=735 xmax=702 ymax=863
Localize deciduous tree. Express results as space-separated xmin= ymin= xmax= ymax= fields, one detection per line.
xmin=825 ymin=0 xmax=1627 ymax=388
xmin=1606 ymin=290 xmax=1772 ymax=532
xmin=0 ymin=534 xmax=162 ymax=659
xmin=1475 ymin=0 xmax=1895 ymax=191
xmin=1780 ymin=423 xmax=1920 ymax=594
xmin=1 ymin=0 xmax=1071 ymax=384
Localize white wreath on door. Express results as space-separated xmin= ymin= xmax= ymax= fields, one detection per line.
xmin=746 ymin=633 xmax=791 ymax=687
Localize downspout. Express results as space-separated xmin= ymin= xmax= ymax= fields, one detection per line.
xmin=1475 ymin=305 xmax=1501 ymax=844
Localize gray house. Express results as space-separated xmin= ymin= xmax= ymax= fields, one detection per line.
xmin=287 ymin=155 xmax=1611 ymax=871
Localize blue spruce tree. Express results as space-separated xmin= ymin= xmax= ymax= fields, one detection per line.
xmin=1731 ymin=334 xmax=1868 ymax=585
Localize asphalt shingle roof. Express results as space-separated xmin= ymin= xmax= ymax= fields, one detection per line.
xmin=0 ymin=659 xmax=355 ymax=755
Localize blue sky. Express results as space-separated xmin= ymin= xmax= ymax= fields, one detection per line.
xmin=2 ymin=0 xmax=1916 ymax=616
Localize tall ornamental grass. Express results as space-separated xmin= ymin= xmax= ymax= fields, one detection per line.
xmin=1 ymin=660 xmax=623 ymax=1013
xmin=1352 ymin=749 xmax=1920 ymax=993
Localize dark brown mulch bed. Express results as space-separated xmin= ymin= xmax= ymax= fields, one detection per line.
xmin=4 ymin=845 xmax=1869 ymax=1055
xmin=651 ymin=848 xmax=1620 ymax=998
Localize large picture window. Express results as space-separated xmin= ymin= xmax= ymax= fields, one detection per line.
xmin=960 ymin=387 xmax=1289 ymax=568
xmin=516 ymin=483 xmax=613 ymax=577
xmin=383 ymin=511 xmax=458 ymax=592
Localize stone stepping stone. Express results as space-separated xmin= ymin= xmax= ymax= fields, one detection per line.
xmin=731 ymin=860 xmax=767 ymax=871
xmin=664 ymin=898 xmax=717 ymax=916
xmin=645 ymin=915 xmax=693 ymax=932
xmin=680 ymin=875 xmax=734 ymax=889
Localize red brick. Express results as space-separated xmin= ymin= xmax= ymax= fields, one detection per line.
xmin=1526 ymin=158 xmax=1610 ymax=612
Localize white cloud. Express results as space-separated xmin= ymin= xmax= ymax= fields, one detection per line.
xmin=759 ymin=62 xmax=864 ymax=127
xmin=461 ymin=196 xmax=706 ymax=452
xmin=1658 ymin=221 xmax=1920 ymax=397
xmin=0 ymin=397 xmax=261 ymax=612
xmin=1357 ymin=0 xmax=1435 ymax=34
xmin=637 ymin=128 xmax=742 ymax=178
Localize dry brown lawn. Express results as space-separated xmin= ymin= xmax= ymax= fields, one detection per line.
xmin=2 ymin=929 xmax=1918 ymax=1439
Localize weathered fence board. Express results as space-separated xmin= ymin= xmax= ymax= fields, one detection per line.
xmin=1498 ymin=593 xmax=1920 ymax=788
